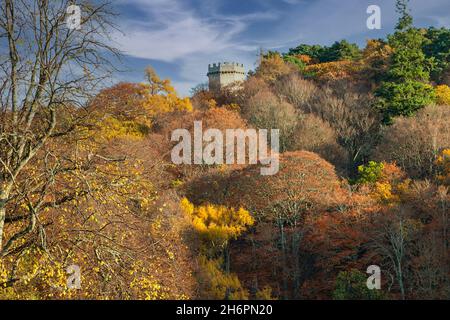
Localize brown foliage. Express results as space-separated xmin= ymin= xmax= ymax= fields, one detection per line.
xmin=273 ymin=74 xmax=317 ymax=110
xmin=242 ymin=89 xmax=298 ymax=152
xmin=374 ymin=105 xmax=450 ymax=179
xmin=187 ymin=151 xmax=347 ymax=220
xmin=291 ymin=114 xmax=348 ymax=172
xmin=306 ymin=84 xmax=381 ymax=171
xmin=255 ymin=54 xmax=297 ymax=83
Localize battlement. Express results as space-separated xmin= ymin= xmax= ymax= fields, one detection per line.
xmin=207 ymin=62 xmax=245 ymax=75
xmin=207 ymin=62 xmax=245 ymax=91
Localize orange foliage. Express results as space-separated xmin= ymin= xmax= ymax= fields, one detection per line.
xmin=436 ymin=149 xmax=450 ymax=185
xmin=256 ymin=54 xmax=296 ymax=83
xmin=305 ymin=60 xmax=363 ymax=82
xmin=190 ymin=151 xmax=348 ymax=219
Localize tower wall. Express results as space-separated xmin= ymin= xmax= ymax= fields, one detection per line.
xmin=207 ymin=62 xmax=245 ymax=91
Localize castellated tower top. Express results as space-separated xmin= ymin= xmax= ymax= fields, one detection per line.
xmin=207 ymin=62 xmax=245 ymax=92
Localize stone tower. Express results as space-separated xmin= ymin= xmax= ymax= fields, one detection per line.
xmin=207 ymin=62 xmax=245 ymax=91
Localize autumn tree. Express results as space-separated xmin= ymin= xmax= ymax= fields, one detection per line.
xmin=0 ymin=0 xmax=119 ymax=256
xmin=435 ymin=85 xmax=450 ymax=105
xmin=361 ymin=39 xmax=394 ymax=85
xmin=89 ymin=67 xmax=192 ymax=139
xmin=180 ymin=198 xmax=253 ymax=299
xmin=254 ymin=51 xmax=296 ymax=83
xmin=374 ymin=105 xmax=450 ymax=179
xmin=242 ymin=89 xmax=298 ymax=152
xmin=306 ymin=84 xmax=381 ymax=173
xmin=436 ymin=149 xmax=450 ymax=186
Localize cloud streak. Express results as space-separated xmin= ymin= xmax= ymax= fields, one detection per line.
xmin=111 ymin=0 xmax=450 ymax=96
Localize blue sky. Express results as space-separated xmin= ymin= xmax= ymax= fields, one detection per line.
xmin=110 ymin=0 xmax=450 ymax=96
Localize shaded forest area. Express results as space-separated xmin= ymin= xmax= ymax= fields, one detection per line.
xmin=0 ymin=0 xmax=449 ymax=299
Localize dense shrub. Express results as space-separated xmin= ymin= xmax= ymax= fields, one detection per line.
xmin=435 ymin=84 xmax=450 ymax=105
xmin=333 ymin=270 xmax=384 ymax=300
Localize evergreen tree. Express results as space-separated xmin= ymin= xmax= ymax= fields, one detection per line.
xmin=375 ymin=0 xmax=435 ymax=123
xmin=423 ymin=27 xmax=450 ymax=82
xmin=321 ymin=40 xmax=362 ymax=62
xmin=287 ymin=44 xmax=324 ymax=62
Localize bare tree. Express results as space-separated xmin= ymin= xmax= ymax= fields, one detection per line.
xmin=308 ymin=84 xmax=381 ymax=172
xmin=0 ymin=0 xmax=119 ymax=255
xmin=368 ymin=209 xmax=418 ymax=300
xmin=374 ymin=105 xmax=450 ymax=179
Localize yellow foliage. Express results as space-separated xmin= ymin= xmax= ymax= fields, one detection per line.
xmin=223 ymin=103 xmax=241 ymax=112
xmin=435 ymin=85 xmax=450 ymax=105
xmin=180 ymin=198 xmax=254 ymax=247
xmin=207 ymin=99 xmax=218 ymax=109
xmin=129 ymin=274 xmax=167 ymax=300
xmin=97 ymin=115 xmax=149 ymax=140
xmin=145 ymin=66 xmax=174 ymax=95
xmin=198 ymin=256 xmax=248 ymax=300
xmin=257 ymin=54 xmax=294 ymax=82
xmin=89 ymin=67 xmax=192 ymax=142
xmin=436 ymin=149 xmax=450 ymax=186
xmin=144 ymin=92 xmax=192 ymax=115
xmin=374 ymin=182 xmax=398 ymax=203
xmin=0 ymin=248 xmax=74 ymax=299
xmin=143 ymin=66 xmax=193 ymax=114
xmin=255 ymin=286 xmax=277 ymax=300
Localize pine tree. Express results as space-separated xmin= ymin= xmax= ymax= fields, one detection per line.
xmin=376 ymin=0 xmax=435 ymax=123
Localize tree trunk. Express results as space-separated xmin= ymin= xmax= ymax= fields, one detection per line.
xmin=0 ymin=204 xmax=5 ymax=251
xmin=397 ymin=260 xmax=405 ymax=300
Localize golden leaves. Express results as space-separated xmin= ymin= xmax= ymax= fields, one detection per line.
xmin=180 ymin=198 xmax=254 ymax=246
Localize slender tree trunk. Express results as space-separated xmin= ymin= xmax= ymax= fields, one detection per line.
xmin=279 ymin=220 xmax=289 ymax=299
xmin=224 ymin=246 xmax=231 ymax=274
xmin=0 ymin=203 xmax=5 ymax=251
xmin=292 ymin=232 xmax=301 ymax=299
xmin=397 ymin=260 xmax=405 ymax=300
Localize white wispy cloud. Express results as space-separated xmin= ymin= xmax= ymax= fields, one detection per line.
xmin=113 ymin=0 xmax=277 ymax=62
xmin=111 ymin=0 xmax=450 ymax=96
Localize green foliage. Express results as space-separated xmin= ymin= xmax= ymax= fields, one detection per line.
xmin=283 ymin=55 xmax=306 ymax=71
xmin=387 ymin=29 xmax=431 ymax=82
xmin=423 ymin=27 xmax=450 ymax=82
xmin=287 ymin=40 xmax=361 ymax=63
xmin=376 ymin=80 xmax=435 ymax=122
xmin=376 ymin=1 xmax=435 ymax=123
xmin=357 ymin=161 xmax=385 ymax=184
xmin=321 ymin=40 xmax=362 ymax=62
xmin=287 ymin=44 xmax=324 ymax=62
xmin=333 ymin=270 xmax=384 ymax=300
xmin=395 ymin=0 xmax=413 ymax=31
